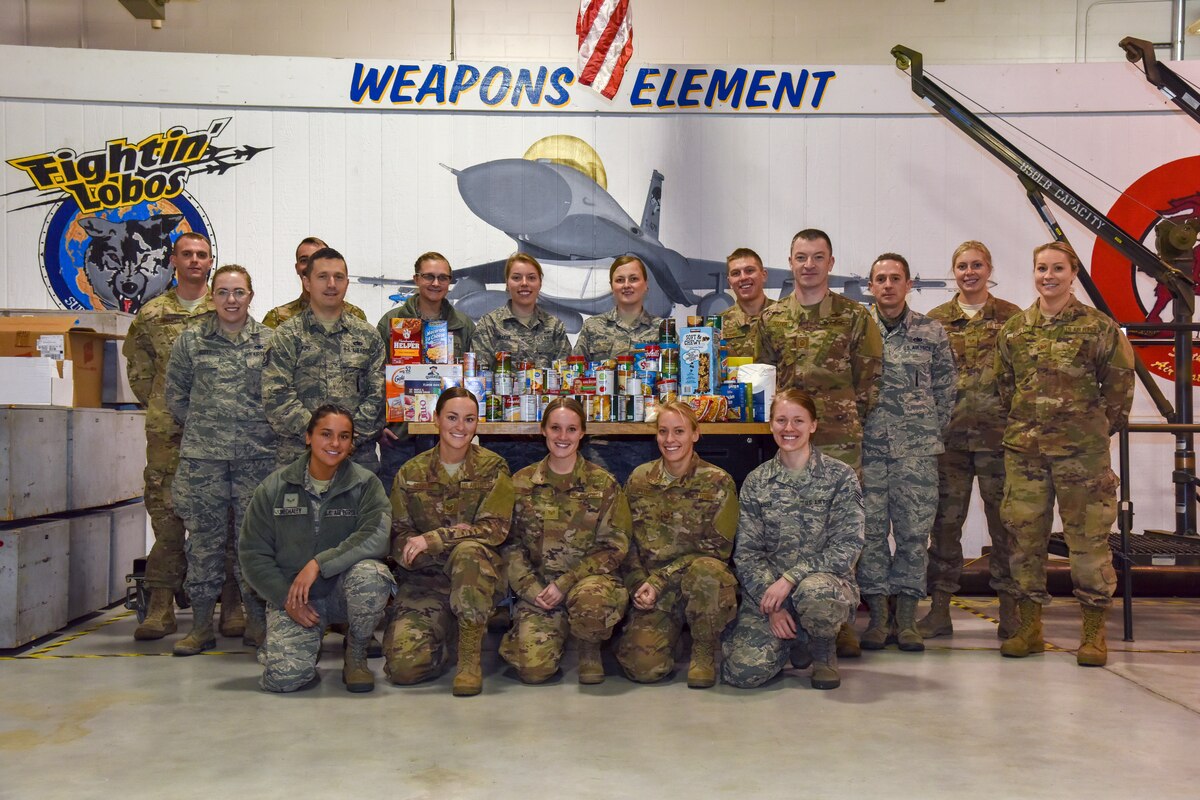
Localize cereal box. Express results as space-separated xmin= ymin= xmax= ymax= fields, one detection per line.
xmin=389 ymin=318 xmax=423 ymax=365
xmin=423 ymin=320 xmax=452 ymax=364
xmin=680 ymin=327 xmax=718 ymax=395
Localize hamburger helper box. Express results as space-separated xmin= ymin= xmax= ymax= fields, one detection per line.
xmin=389 ymin=318 xmax=422 ymax=365
xmin=679 ymin=326 xmax=718 ymax=396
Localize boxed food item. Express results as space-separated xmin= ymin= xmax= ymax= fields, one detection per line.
xmin=736 ymin=363 xmax=777 ymax=423
xmin=463 ymin=375 xmax=489 ymax=415
xmin=681 ymin=394 xmax=730 ymax=423
xmin=389 ymin=318 xmax=423 ymax=365
xmin=423 ymin=320 xmax=453 ymax=364
xmin=385 ymin=365 xmax=405 ymax=423
xmin=726 ymin=356 xmax=753 ymax=382
xmin=718 ymin=382 xmax=752 ymax=422
xmin=679 ymin=327 xmax=718 ymax=396
xmin=402 ymin=363 xmax=463 ymax=395
xmin=403 ymin=393 xmax=439 ymax=423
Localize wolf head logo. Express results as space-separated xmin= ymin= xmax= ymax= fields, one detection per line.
xmin=76 ymin=214 xmax=183 ymax=312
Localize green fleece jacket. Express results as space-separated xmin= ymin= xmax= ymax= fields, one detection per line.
xmin=239 ymin=455 xmax=391 ymax=608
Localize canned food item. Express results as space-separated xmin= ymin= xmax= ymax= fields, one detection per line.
xmin=659 ymin=317 xmax=677 ymax=344
xmin=596 ymin=369 xmax=616 ymax=396
xmin=503 ymin=395 xmax=522 ymax=422
xmin=591 ymin=394 xmax=613 ymax=422
xmin=527 ymin=368 xmax=546 ymax=394
xmin=574 ymin=376 xmax=597 ymax=395
xmin=704 ymin=315 xmax=723 ymax=331
xmin=625 ymin=377 xmax=642 ymax=397
xmin=485 ymin=393 xmax=503 ymax=421
xmin=566 ymin=355 xmax=587 ymax=375
xmin=538 ymin=394 xmax=552 ymax=420
xmin=496 ymin=351 xmax=514 ymax=374
xmin=657 ymin=378 xmax=678 ymax=403
xmin=462 ymin=352 xmax=478 ymax=377
xmin=659 ymin=344 xmax=680 ymax=377
xmin=494 ymin=371 xmax=515 ymax=397
xmin=617 ymin=394 xmax=646 ymax=422
xmin=636 ymin=371 xmax=656 ymax=396
xmin=687 ymin=316 xmax=703 ymax=327
xmin=520 ymin=394 xmax=539 ymax=422
xmin=642 ymin=344 xmax=661 ymax=372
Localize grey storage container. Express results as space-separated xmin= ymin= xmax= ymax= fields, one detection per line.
xmin=0 ymin=406 xmax=70 ymax=521
xmin=109 ymin=501 xmax=148 ymax=604
xmin=66 ymin=510 xmax=112 ymax=621
xmin=0 ymin=518 xmax=70 ymax=648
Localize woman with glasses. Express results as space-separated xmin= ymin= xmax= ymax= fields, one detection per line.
xmin=470 ymin=252 xmax=572 ymax=471
xmin=376 ymin=252 xmax=476 ymax=491
xmin=165 ymin=265 xmax=277 ymax=654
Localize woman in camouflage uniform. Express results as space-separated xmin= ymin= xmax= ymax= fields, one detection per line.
xmin=501 ymin=397 xmax=631 ymax=684
xmin=616 ymin=401 xmax=739 ymax=688
xmin=166 ymin=265 xmax=276 ymax=655
xmin=919 ymin=241 xmax=1022 ymax=640
xmin=470 ymin=253 xmax=571 ymax=472
xmin=722 ymin=389 xmax=865 ymax=690
xmin=384 ymin=387 xmax=514 ymax=697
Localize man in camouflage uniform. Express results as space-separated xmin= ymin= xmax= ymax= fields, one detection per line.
xmin=722 ymin=446 xmax=865 ymax=689
xmin=996 ymin=242 xmax=1134 ymax=667
xmin=501 ymin=456 xmax=631 ymax=684
xmin=616 ymin=445 xmax=739 ymax=688
xmin=721 ymin=247 xmax=776 ymax=359
xmin=262 ymin=247 xmax=386 ymax=471
xmin=853 ymin=254 xmax=956 ymax=653
xmin=123 ymin=231 xmax=217 ymax=640
xmin=376 ymin=252 xmax=475 ymax=490
xmin=754 ymin=229 xmax=883 ymax=471
xmin=384 ymin=442 xmax=513 ymax=696
xmin=920 ymin=242 xmax=1023 ymax=640
xmin=165 ymin=268 xmax=277 ymax=653
xmin=239 ymin=434 xmax=395 ymax=692
xmin=262 ymin=237 xmax=367 ymax=329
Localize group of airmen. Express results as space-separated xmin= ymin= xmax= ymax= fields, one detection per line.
xmin=123 ymin=225 xmax=1134 ymax=694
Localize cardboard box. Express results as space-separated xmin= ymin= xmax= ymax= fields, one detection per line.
xmin=0 ymin=316 xmax=121 ymax=408
xmin=680 ymin=326 xmax=719 ymax=396
xmin=0 ymin=308 xmax=133 ymax=337
xmin=402 ymin=393 xmax=439 ymax=423
xmin=402 ymin=363 xmax=462 ymax=392
xmin=389 ymin=318 xmax=423 ymax=365
xmin=385 ymin=365 xmax=405 ymax=423
xmin=423 ymin=320 xmax=452 ymax=364
xmin=102 ymin=340 xmax=138 ymax=404
xmin=718 ymin=382 xmax=752 ymax=422
xmin=0 ymin=356 xmax=74 ymax=406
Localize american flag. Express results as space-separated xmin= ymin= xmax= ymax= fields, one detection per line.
xmin=577 ymin=0 xmax=633 ymax=100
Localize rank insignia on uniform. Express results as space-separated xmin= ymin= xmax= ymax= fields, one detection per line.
xmin=284 ymin=493 xmax=299 ymax=508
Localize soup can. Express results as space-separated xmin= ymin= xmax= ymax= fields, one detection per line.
xmin=502 ymin=395 xmax=522 ymax=422
xmin=520 ymin=394 xmax=539 ymax=422
xmin=591 ymin=395 xmax=612 ymax=422
xmin=485 ymin=393 xmax=503 ymax=421
xmin=494 ymin=371 xmax=515 ymax=397
xmin=596 ymin=368 xmax=616 ymax=396
xmin=461 ymin=351 xmax=478 ymax=377
xmin=624 ymin=377 xmax=642 ymax=397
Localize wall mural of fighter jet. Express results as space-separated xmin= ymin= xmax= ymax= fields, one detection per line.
xmin=357 ymin=135 xmax=948 ymax=333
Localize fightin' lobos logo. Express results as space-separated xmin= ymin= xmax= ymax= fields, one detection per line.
xmin=5 ymin=118 xmax=268 ymax=312
xmin=1092 ymin=156 xmax=1200 ymax=386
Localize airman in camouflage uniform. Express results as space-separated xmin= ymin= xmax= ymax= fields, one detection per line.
xmin=754 ymin=291 xmax=883 ymax=471
xmin=997 ymin=278 xmax=1134 ymax=666
xmin=572 ymin=306 xmax=661 ymax=364
xmin=500 ymin=456 xmax=631 ymax=683
xmin=616 ymin=454 xmax=738 ymax=685
xmin=721 ymin=247 xmax=776 ymax=359
xmin=722 ymin=448 xmax=865 ymax=688
xmin=123 ymin=237 xmax=216 ymax=640
xmin=376 ymin=267 xmax=475 ymax=490
xmin=384 ymin=444 xmax=513 ymax=694
xmin=166 ymin=308 xmax=275 ymax=650
xmin=262 ymin=297 xmax=367 ymax=329
xmin=922 ymin=291 xmax=1022 ymax=638
xmin=856 ymin=294 xmax=956 ymax=651
xmin=240 ymin=454 xmax=396 ymax=693
xmin=262 ymin=309 xmax=386 ymax=470
xmin=471 ymin=301 xmax=571 ymax=372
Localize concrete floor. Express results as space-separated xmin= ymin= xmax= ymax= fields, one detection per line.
xmin=1 ymin=597 xmax=1198 ymax=800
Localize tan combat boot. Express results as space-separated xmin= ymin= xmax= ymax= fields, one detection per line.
xmin=218 ymin=577 xmax=245 ymax=638
xmin=687 ymin=637 xmax=717 ymax=689
xmin=895 ymin=595 xmax=925 ymax=652
xmin=173 ymin=601 xmax=217 ymax=656
xmin=997 ymin=593 xmax=1019 ymax=640
xmin=836 ymin=622 xmax=861 ymax=658
xmin=134 ymin=588 xmax=178 ymax=640
xmin=916 ymin=590 xmax=954 ymax=638
xmin=343 ymin=634 xmax=375 ymax=693
xmin=860 ymin=594 xmax=891 ymax=650
xmin=1077 ymin=606 xmax=1108 ymax=667
xmin=452 ymin=620 xmax=485 ymax=697
xmin=1000 ymin=599 xmax=1044 ymax=658
xmin=577 ymin=640 xmax=605 ymax=684
xmin=808 ymin=636 xmax=840 ymax=690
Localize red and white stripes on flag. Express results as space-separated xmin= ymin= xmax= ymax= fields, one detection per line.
xmin=577 ymin=0 xmax=633 ymax=100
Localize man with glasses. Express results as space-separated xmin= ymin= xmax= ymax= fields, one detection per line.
xmin=262 ymin=247 xmax=386 ymax=472
xmin=376 ymin=252 xmax=475 ymax=492
xmin=263 ymin=236 xmax=367 ymax=329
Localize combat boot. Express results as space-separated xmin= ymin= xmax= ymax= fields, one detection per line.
xmin=860 ymin=594 xmax=891 ymax=650
xmin=242 ymin=613 xmax=266 ymax=648
xmin=343 ymin=634 xmax=375 ymax=693
xmin=808 ymin=636 xmax=840 ymax=690
xmin=997 ymin=593 xmax=1019 ymax=640
xmin=1000 ymin=599 xmax=1044 ymax=658
xmin=452 ymin=620 xmax=485 ymax=697
xmin=134 ymin=588 xmax=178 ymax=640
xmin=687 ymin=638 xmax=717 ymax=689
xmin=1077 ymin=606 xmax=1108 ymax=667
xmin=577 ymin=640 xmax=605 ymax=684
xmin=836 ymin=622 xmax=861 ymax=658
xmin=895 ymin=595 xmax=925 ymax=652
xmin=916 ymin=590 xmax=954 ymax=638
xmin=218 ymin=577 xmax=245 ymax=637
xmin=173 ymin=601 xmax=217 ymax=656
xmin=789 ymin=640 xmax=813 ymax=670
